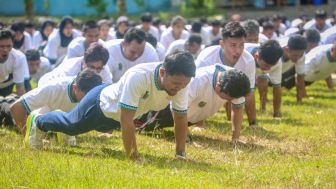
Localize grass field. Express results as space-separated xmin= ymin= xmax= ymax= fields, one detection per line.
xmin=1 ymin=81 xmax=336 ymax=188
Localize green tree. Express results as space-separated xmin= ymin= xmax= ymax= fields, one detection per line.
xmin=24 ymin=0 xmax=34 ymax=20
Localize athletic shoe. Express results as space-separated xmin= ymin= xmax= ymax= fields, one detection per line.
xmin=24 ymin=114 xmax=45 ymax=149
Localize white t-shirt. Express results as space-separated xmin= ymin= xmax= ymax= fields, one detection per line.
xmin=187 ymin=64 xmax=245 ymax=123
xmin=0 ymin=49 xmax=29 ymax=88
xmin=321 ymin=26 xmax=336 ymax=45
xmin=21 ymin=76 xmax=78 ymax=113
xmin=304 ymin=44 xmax=336 ymax=82
xmin=15 ymin=32 xmax=33 ymax=53
xmin=160 ymin=27 xmax=190 ymax=49
xmin=30 ymin=57 xmax=52 ymax=83
xmin=43 ymin=29 xmax=81 ymax=60
xmin=64 ymin=37 xmax=105 ymax=60
xmin=99 ymin=62 xmax=189 ymax=121
xmin=105 ymin=39 xmax=159 ymax=82
xmin=136 ymin=25 xmax=160 ymax=41
xmin=304 ymin=19 xmax=332 ymax=33
xmin=156 ymin=42 xmax=166 ymax=61
xmin=278 ymin=37 xmax=305 ymax=75
xmin=206 ymin=28 xmax=222 ymax=45
xmin=165 ymin=39 xmax=203 ymax=59
xmin=245 ymin=43 xmax=282 ymax=86
xmin=38 ymin=57 xmax=112 ymax=86
xmin=195 ymin=45 xmax=256 ymax=89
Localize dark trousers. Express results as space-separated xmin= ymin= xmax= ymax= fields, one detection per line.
xmin=36 ymin=84 xmax=120 ymax=136
xmin=0 ymin=74 xmax=14 ymax=97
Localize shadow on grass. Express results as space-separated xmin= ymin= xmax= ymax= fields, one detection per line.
xmin=43 ymin=145 xmax=223 ymax=172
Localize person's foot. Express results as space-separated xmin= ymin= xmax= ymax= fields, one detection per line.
xmin=24 ymin=114 xmax=45 ymax=149
xmin=192 ymin=126 xmax=205 ymax=132
xmin=232 ymin=138 xmax=247 ymax=145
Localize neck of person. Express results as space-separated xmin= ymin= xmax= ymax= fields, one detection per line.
xmin=221 ymin=49 xmax=235 ymax=66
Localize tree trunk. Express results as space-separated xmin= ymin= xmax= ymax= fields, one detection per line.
xmin=118 ymin=0 xmax=127 ymax=16
xmin=25 ymin=0 xmax=34 ymax=20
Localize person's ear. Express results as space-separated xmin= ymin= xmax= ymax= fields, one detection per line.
xmin=159 ymin=67 xmax=166 ymax=77
xmin=72 ymin=83 xmax=78 ymax=94
xmin=219 ymin=39 xmax=225 ymax=48
xmin=254 ymin=52 xmax=259 ymax=61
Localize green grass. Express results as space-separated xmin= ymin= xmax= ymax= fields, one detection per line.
xmin=1 ymin=81 xmax=336 ymax=188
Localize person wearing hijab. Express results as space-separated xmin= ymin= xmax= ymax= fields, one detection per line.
xmin=43 ymin=16 xmax=81 ymax=65
xmin=32 ymin=20 xmax=55 ymax=51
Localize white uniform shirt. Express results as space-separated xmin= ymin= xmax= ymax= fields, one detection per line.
xmin=156 ymin=42 xmax=166 ymax=61
xmin=195 ymin=45 xmax=256 ymax=89
xmin=65 ymin=37 xmax=105 ymax=60
xmin=304 ymin=19 xmax=332 ymax=33
xmin=187 ymin=64 xmax=245 ymax=123
xmin=38 ymin=57 xmax=112 ymax=85
xmin=99 ymin=62 xmax=189 ymax=121
xmin=43 ymin=29 xmax=81 ymax=60
xmin=304 ymin=44 xmax=336 ymax=82
xmin=30 ymin=57 xmax=52 ymax=83
xmin=278 ymin=37 xmax=305 ymax=75
xmin=21 ymin=76 xmax=78 ymax=113
xmin=0 ymin=49 xmax=29 ymax=88
xmin=15 ymin=32 xmax=33 ymax=53
xmin=245 ymin=43 xmax=282 ymax=86
xmin=136 ymin=25 xmax=160 ymax=41
xmin=160 ymin=27 xmax=190 ymax=49
xmin=105 ymin=39 xmax=159 ymax=82
xmin=321 ymin=26 xmax=336 ymax=45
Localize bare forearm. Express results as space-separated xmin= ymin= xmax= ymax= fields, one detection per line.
xmin=273 ymin=87 xmax=282 ymax=117
xmin=16 ymin=85 xmax=26 ymax=96
xmin=296 ymin=75 xmax=305 ymax=103
xmin=10 ymin=100 xmax=28 ymax=129
xmin=173 ymin=112 xmax=188 ymax=153
xmin=232 ymin=107 xmax=243 ymax=140
xmin=245 ymin=91 xmax=256 ymax=123
xmin=121 ymin=120 xmax=138 ymax=158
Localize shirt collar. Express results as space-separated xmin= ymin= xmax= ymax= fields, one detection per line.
xmin=212 ymin=65 xmax=226 ymax=90
xmin=154 ymin=64 xmax=163 ymax=90
xmin=326 ymin=49 xmax=335 ymax=63
xmin=67 ymin=79 xmax=77 ymax=103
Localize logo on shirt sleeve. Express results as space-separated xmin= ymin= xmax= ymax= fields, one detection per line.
xmin=142 ymin=91 xmax=149 ymax=99
xmin=198 ymin=101 xmax=207 ymax=108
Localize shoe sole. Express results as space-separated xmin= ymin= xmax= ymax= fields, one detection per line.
xmin=24 ymin=114 xmax=35 ymax=146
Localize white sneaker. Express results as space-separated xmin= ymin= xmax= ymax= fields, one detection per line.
xmin=56 ymin=133 xmax=77 ymax=147
xmin=24 ymin=114 xmax=45 ymax=149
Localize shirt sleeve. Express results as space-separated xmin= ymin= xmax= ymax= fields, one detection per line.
xmin=295 ymin=56 xmax=305 ymax=75
xmin=100 ymin=66 xmax=113 ymax=84
xmin=20 ymin=85 xmax=56 ymax=113
xmin=13 ymin=54 xmax=29 ymax=84
xmin=171 ymin=86 xmax=189 ymax=114
xmin=43 ymin=33 xmax=59 ymax=60
xmin=269 ymin=62 xmax=282 ymax=87
xmin=231 ymin=97 xmax=245 ymax=108
xmin=118 ymin=72 xmax=147 ymax=110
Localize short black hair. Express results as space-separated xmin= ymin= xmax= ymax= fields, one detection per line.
xmin=25 ymin=21 xmax=35 ymax=28
xmin=242 ymin=19 xmax=260 ymax=35
xmin=140 ymin=12 xmax=152 ymax=22
xmin=146 ymin=33 xmax=157 ymax=48
xmin=191 ymin=21 xmax=202 ymax=33
xmin=211 ymin=20 xmax=221 ymax=27
xmin=10 ymin=22 xmax=26 ymax=33
xmin=25 ymin=49 xmax=40 ymax=62
xmin=222 ymin=21 xmax=246 ymax=39
xmin=152 ymin=17 xmax=161 ymax=26
xmin=219 ymin=69 xmax=250 ymax=98
xmin=315 ymin=9 xmax=327 ymax=19
xmin=124 ymin=28 xmax=146 ymax=44
xmin=84 ymin=43 xmax=109 ymax=65
xmin=82 ymin=20 xmax=98 ymax=32
xmin=262 ymin=21 xmax=274 ymax=30
xmin=171 ymin=15 xmax=186 ymax=26
xmin=288 ymin=34 xmax=307 ymax=50
xmin=74 ymin=68 xmax=102 ymax=94
xmin=272 ymin=14 xmax=283 ymax=22
xmin=0 ymin=28 xmax=14 ymax=41
xmin=304 ymin=29 xmax=321 ymax=44
xmin=187 ymin=34 xmax=202 ymax=45
xmin=259 ymin=40 xmax=283 ymax=66
xmin=163 ymin=49 xmax=196 ymax=77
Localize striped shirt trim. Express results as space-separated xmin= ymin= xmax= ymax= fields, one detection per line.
xmin=172 ymin=108 xmax=188 ymax=114
xmin=154 ymin=64 xmax=163 ymax=91
xmin=67 ymin=79 xmax=77 ymax=103
xmin=21 ymin=98 xmax=31 ymax=114
xmin=118 ymin=102 xmax=137 ymax=111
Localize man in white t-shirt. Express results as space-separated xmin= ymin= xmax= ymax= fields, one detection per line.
xmin=196 ymin=21 xmax=257 ymax=127
xmin=24 ymin=50 xmax=52 ymax=91
xmin=39 ymin=43 xmax=112 ymax=85
xmin=321 ymin=26 xmax=336 ymax=45
xmin=242 ymin=19 xmax=260 ymax=44
xmin=139 ymin=65 xmax=250 ymax=143
xmin=166 ymin=34 xmax=203 ymax=59
xmin=105 ymin=28 xmax=159 ymax=82
xmin=245 ymin=40 xmax=283 ymax=118
xmin=65 ymin=20 xmax=104 ymax=60
xmin=207 ymin=20 xmax=222 ymax=46
xmin=304 ymin=43 xmax=336 ymax=85
xmin=160 ymin=16 xmax=190 ymax=49
xmin=0 ymin=29 xmax=29 ymax=96
xmin=304 ymin=9 xmax=332 ymax=33
xmin=136 ymin=12 xmax=160 ymax=41
xmin=279 ymin=35 xmax=307 ymax=103
xmin=25 ymin=50 xmax=196 ymax=160
xmin=10 ymin=69 xmax=102 ymax=145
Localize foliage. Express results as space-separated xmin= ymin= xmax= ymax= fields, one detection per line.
xmin=86 ymin=0 xmax=108 ymax=17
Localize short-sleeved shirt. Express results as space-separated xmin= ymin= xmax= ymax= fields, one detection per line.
xmin=38 ymin=57 xmax=112 ymax=86
xmin=43 ymin=29 xmax=81 ymax=60
xmin=304 ymin=19 xmax=332 ymax=33
xmin=0 ymin=49 xmax=29 ymax=88
xmin=21 ymin=76 xmax=78 ymax=113
xmin=156 ymin=42 xmax=166 ymax=61
xmin=65 ymin=37 xmax=105 ymax=60
xmin=187 ymin=64 xmax=245 ymax=123
xmin=304 ymin=44 xmax=336 ymax=82
xmin=30 ymin=57 xmax=52 ymax=83
xmin=195 ymin=45 xmax=256 ymax=89
xmin=99 ymin=62 xmax=189 ymax=122
xmin=245 ymin=43 xmax=282 ymax=86
xmin=135 ymin=25 xmax=160 ymax=41
xmin=160 ymin=27 xmax=190 ymax=49
xmin=278 ymin=37 xmax=305 ymax=75
xmin=15 ymin=32 xmax=33 ymax=53
xmin=321 ymin=26 xmax=336 ymax=45
xmin=105 ymin=39 xmax=159 ymax=83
